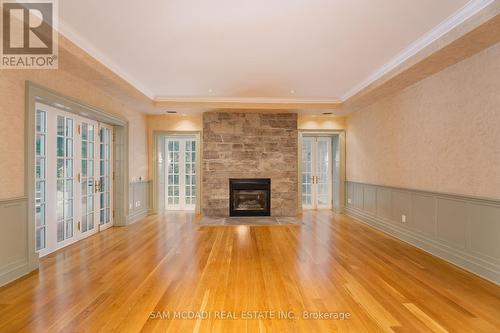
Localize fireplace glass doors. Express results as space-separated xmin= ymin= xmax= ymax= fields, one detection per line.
xmin=233 ymin=190 xmax=268 ymax=211
xmin=229 ymin=179 xmax=271 ymax=216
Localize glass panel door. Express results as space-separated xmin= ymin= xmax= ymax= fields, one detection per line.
xmin=316 ymin=137 xmax=332 ymax=209
xmin=56 ymin=115 xmax=75 ymax=244
xmin=99 ymin=125 xmax=113 ymax=230
xmin=301 ymin=137 xmax=314 ymax=209
xmin=184 ymin=139 xmax=196 ymax=209
xmin=35 ymin=102 xmax=114 ymax=256
xmin=37 ymin=103 xmax=78 ymax=256
xmin=79 ymin=119 xmax=99 ymax=238
xmin=35 ymin=110 xmax=47 ymax=251
xmin=301 ymin=136 xmax=332 ymax=210
xmin=166 ymin=139 xmax=180 ymax=209
xmin=165 ymin=137 xmax=197 ymax=211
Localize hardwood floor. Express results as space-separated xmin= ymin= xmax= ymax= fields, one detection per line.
xmin=0 ymin=211 xmax=499 ymax=332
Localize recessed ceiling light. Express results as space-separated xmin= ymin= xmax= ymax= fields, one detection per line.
xmin=290 ymin=89 xmax=295 ymax=94
xmin=208 ymin=89 xmax=213 ymax=94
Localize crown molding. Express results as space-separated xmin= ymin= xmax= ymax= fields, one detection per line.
xmin=57 ymin=19 xmax=156 ymax=100
xmin=153 ymin=97 xmax=343 ymax=110
xmin=341 ymin=0 xmax=496 ymax=101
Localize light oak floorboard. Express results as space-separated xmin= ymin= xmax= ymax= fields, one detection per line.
xmin=0 ymin=211 xmax=499 ymax=332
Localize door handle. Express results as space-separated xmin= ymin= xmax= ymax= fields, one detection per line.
xmin=94 ymin=180 xmax=101 ymax=193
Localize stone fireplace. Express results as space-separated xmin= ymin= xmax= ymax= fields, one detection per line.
xmin=202 ymin=112 xmax=298 ymax=217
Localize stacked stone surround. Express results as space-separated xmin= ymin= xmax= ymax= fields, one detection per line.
xmin=202 ymin=112 xmax=298 ymax=217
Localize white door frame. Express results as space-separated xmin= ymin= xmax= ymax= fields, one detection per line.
xmin=164 ymin=136 xmax=197 ymax=211
xmin=37 ymin=104 xmax=79 ymax=256
xmin=301 ymin=136 xmax=333 ymax=210
xmin=35 ymin=103 xmax=114 ymax=256
xmin=27 ymin=82 xmax=129 ymax=269
xmin=98 ymin=123 xmax=114 ymax=230
xmin=298 ymin=130 xmax=346 ymax=214
xmin=315 ymin=136 xmax=333 ymax=209
xmin=152 ymin=131 xmax=202 ymax=215
xmin=78 ymin=118 xmax=100 ymax=240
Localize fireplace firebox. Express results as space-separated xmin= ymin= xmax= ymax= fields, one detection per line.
xmin=229 ymin=179 xmax=271 ymax=216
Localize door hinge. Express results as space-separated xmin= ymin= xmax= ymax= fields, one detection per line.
xmin=77 ymin=221 xmax=81 ymax=231
xmin=77 ymin=173 xmax=81 ymax=183
xmin=112 ymin=210 xmax=115 ymax=218
xmin=112 ymin=171 xmax=115 ymax=181
xmin=77 ymin=125 xmax=81 ymax=135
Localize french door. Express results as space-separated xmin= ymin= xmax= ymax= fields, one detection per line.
xmin=78 ymin=118 xmax=99 ymax=240
xmin=302 ymin=136 xmax=332 ymax=210
xmin=164 ymin=137 xmax=197 ymax=210
xmin=98 ymin=124 xmax=113 ymax=230
xmin=35 ymin=103 xmax=113 ymax=256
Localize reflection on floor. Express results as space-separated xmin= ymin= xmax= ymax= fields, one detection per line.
xmin=0 ymin=211 xmax=499 ymax=332
xmin=198 ymin=216 xmax=302 ymax=225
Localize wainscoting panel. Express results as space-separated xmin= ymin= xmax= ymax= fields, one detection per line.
xmin=391 ymin=191 xmax=411 ymax=226
xmin=436 ymin=198 xmax=468 ymax=249
xmin=128 ymin=181 xmax=151 ymax=224
xmin=409 ymin=193 xmax=435 ymax=237
xmin=345 ymin=181 xmax=500 ymax=285
xmin=468 ymin=202 xmax=500 ymax=261
xmin=0 ymin=197 xmax=31 ymax=287
xmin=353 ymin=182 xmax=364 ymax=210
xmin=376 ymin=187 xmax=392 ymax=220
xmin=363 ymin=185 xmax=377 ymax=215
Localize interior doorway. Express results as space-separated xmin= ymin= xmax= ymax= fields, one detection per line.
xmin=155 ymin=133 xmax=201 ymax=213
xmin=302 ymin=136 xmax=332 ymax=209
xmin=164 ymin=136 xmax=197 ymax=210
xmin=299 ymin=132 xmax=344 ymax=212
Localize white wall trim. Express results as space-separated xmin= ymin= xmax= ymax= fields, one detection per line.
xmin=341 ymin=0 xmax=495 ymax=101
xmin=58 ymin=19 xmax=156 ymax=100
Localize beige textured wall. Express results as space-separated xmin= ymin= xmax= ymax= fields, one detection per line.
xmin=346 ymin=42 xmax=500 ymax=199
xmin=0 ymin=62 xmax=148 ymax=200
xmin=298 ymin=115 xmax=345 ymax=130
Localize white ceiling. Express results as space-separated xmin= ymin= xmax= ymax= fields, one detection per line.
xmin=59 ymin=0 xmax=474 ymax=101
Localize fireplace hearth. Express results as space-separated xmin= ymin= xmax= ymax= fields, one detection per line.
xmin=229 ymin=179 xmax=271 ymax=216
